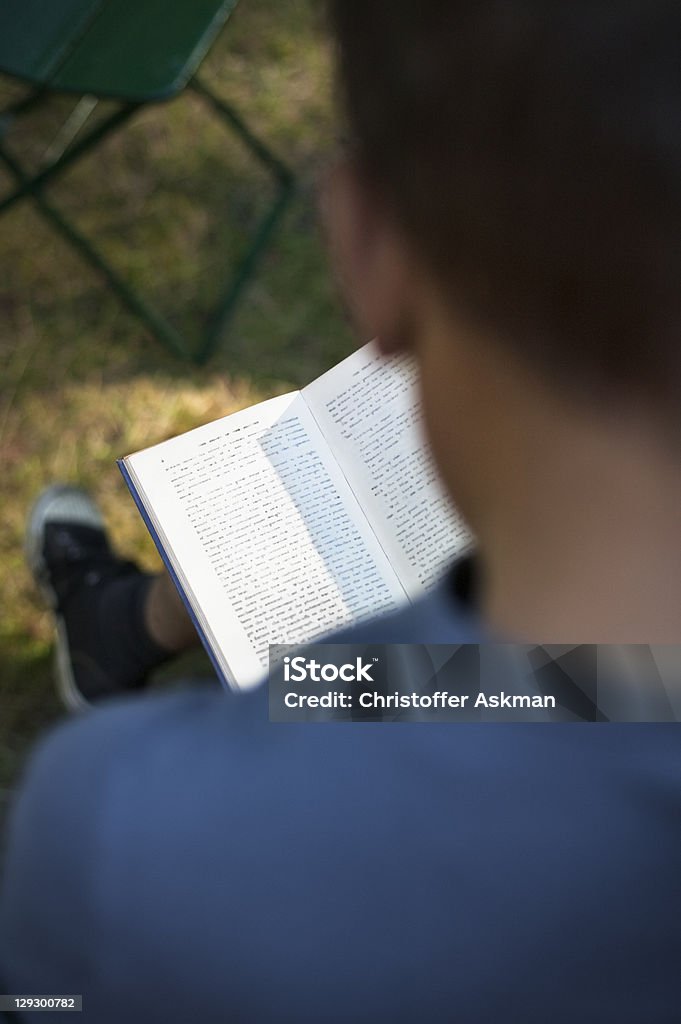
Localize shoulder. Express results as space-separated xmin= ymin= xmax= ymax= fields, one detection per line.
xmin=0 ymin=685 xmax=317 ymax=991
xmin=0 ymin=688 xmax=228 ymax=898
xmin=0 ymin=687 xmax=241 ymax=914
xmin=0 ymin=682 xmax=383 ymax=882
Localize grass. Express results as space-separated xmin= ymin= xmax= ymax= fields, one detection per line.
xmin=0 ymin=0 xmax=354 ymax=811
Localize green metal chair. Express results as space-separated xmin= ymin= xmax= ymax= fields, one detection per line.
xmin=0 ymin=0 xmax=294 ymax=363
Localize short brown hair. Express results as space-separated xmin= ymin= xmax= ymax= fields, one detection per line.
xmin=329 ymin=1 xmax=681 ymax=421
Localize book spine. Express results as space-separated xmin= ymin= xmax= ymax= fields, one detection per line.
xmin=116 ymin=459 xmax=230 ymax=690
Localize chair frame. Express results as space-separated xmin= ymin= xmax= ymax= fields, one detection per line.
xmin=0 ymin=76 xmax=294 ymax=364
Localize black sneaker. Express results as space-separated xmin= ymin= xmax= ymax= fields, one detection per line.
xmin=26 ymin=485 xmax=163 ymax=712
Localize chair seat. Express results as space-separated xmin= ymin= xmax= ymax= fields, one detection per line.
xmin=0 ymin=0 xmax=238 ymax=102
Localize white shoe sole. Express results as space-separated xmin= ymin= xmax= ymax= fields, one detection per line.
xmin=26 ymin=485 xmax=106 ymax=714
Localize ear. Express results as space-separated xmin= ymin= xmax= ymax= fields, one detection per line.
xmin=322 ymin=158 xmax=415 ymax=354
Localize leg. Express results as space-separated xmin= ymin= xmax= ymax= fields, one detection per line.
xmin=144 ymin=571 xmax=199 ymax=654
xmin=27 ymin=486 xmax=200 ymax=712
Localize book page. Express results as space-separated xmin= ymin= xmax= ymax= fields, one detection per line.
xmin=125 ymin=393 xmax=406 ymax=689
xmin=303 ymin=345 xmax=473 ymax=597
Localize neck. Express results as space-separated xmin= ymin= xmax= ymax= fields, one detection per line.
xmin=478 ymin=409 xmax=681 ymax=643
xmin=416 ymin=291 xmax=681 ymax=642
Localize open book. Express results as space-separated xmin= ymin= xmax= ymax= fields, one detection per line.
xmin=119 ymin=344 xmax=473 ymax=689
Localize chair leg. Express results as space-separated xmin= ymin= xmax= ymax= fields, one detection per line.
xmin=0 ymin=85 xmax=294 ymax=363
xmin=43 ymin=95 xmax=99 ymax=164
xmin=198 ymin=178 xmax=293 ymax=364
xmin=0 ymin=139 xmax=193 ymax=360
xmin=0 ymin=88 xmax=50 ymax=137
xmin=0 ymin=102 xmax=139 ymax=215
xmin=188 ymin=76 xmax=295 ymax=365
xmin=190 ymin=76 xmax=292 ymax=188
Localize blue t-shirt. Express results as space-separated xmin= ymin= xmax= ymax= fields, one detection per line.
xmin=1 ymin=570 xmax=680 ymax=1023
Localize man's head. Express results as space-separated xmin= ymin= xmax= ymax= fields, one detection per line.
xmin=325 ymin=1 xmax=681 ymax=518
